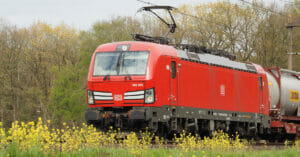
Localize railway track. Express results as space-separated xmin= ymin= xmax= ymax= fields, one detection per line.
xmin=150 ymin=141 xmax=296 ymax=150
xmin=114 ymin=132 xmax=296 ymax=150
xmin=250 ymin=140 xmax=295 ymax=150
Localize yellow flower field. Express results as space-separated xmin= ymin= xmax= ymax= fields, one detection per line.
xmin=0 ymin=118 xmax=300 ymax=157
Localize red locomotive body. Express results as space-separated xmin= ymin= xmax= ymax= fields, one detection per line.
xmin=85 ymin=41 xmax=272 ymax=137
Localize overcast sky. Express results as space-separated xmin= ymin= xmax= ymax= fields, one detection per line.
xmin=0 ymin=0 xmax=283 ymax=30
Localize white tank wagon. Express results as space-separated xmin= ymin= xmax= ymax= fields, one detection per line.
xmin=266 ymin=68 xmax=300 ymax=116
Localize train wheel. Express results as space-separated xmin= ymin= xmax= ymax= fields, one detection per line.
xmin=156 ymin=123 xmax=167 ymax=139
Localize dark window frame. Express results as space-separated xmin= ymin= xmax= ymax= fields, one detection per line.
xmin=92 ymin=51 xmax=150 ymax=77
xmin=171 ymin=61 xmax=176 ymax=79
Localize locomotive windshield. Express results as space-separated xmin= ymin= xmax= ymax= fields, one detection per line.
xmin=93 ymin=51 xmax=149 ymax=76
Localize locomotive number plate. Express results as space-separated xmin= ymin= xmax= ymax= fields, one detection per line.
xmin=132 ymin=83 xmax=143 ymax=87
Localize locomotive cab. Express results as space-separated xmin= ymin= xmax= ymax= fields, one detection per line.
xmin=88 ymin=48 xmax=152 ymax=106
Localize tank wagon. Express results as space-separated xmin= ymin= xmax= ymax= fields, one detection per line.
xmin=265 ymin=68 xmax=300 ymax=138
xmin=84 ymin=5 xmax=300 ymax=139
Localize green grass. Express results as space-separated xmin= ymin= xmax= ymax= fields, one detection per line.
xmin=100 ymin=148 xmax=300 ymax=157
xmin=1 ymin=145 xmax=300 ymax=157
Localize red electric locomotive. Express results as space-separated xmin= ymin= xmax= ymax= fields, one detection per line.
xmin=85 ymin=6 xmax=300 ymax=139
xmin=85 ymin=40 xmax=271 ymax=137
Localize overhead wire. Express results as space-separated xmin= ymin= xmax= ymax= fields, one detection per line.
xmin=136 ymin=0 xmax=295 ymax=40
xmin=135 ymin=0 xmax=296 ymax=47
xmin=238 ymin=0 xmax=289 ymax=17
xmin=136 ymin=0 xmax=227 ymax=26
xmin=138 ymin=0 xmax=291 ymax=19
xmin=137 ymin=0 xmax=155 ymax=6
xmin=278 ymin=0 xmax=300 ymax=5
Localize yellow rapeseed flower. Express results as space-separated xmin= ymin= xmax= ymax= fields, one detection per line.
xmin=0 ymin=118 xmax=249 ymax=154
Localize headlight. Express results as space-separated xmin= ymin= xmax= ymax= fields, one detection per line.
xmin=88 ymin=90 xmax=94 ymax=104
xmin=145 ymin=88 xmax=155 ymax=104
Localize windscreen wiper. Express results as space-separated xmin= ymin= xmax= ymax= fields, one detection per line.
xmin=116 ymin=53 xmax=122 ymax=75
xmin=124 ymin=74 xmax=132 ymax=80
xmin=103 ymin=74 xmax=110 ymax=81
xmin=120 ymin=54 xmax=132 ymax=80
xmin=122 ymin=65 xmax=132 ymax=81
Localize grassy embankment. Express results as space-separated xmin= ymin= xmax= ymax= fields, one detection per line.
xmin=2 ymin=145 xmax=300 ymax=157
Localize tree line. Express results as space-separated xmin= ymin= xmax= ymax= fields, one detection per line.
xmin=0 ymin=1 xmax=299 ymax=127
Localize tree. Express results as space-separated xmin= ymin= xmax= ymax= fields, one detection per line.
xmin=80 ymin=16 xmax=142 ymax=53
xmin=173 ymin=1 xmax=295 ymax=69
xmin=288 ymin=0 xmax=300 ymax=71
xmin=49 ymin=64 xmax=86 ymax=126
xmin=0 ymin=21 xmax=80 ymax=126
xmin=173 ymin=2 xmax=262 ymax=61
xmin=252 ymin=13 xmax=288 ymax=68
xmin=0 ymin=21 xmax=28 ymax=126
xmin=24 ymin=22 xmax=80 ymax=121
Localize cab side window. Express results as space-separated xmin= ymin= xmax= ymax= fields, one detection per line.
xmin=171 ymin=61 xmax=176 ymax=79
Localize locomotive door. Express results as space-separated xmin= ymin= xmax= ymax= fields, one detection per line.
xmin=170 ymin=59 xmax=178 ymax=105
xmin=258 ymin=75 xmax=264 ymax=114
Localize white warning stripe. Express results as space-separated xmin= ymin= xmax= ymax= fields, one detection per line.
xmin=94 ymin=91 xmax=112 ymax=96
xmin=124 ymin=95 xmax=144 ymax=100
xmin=124 ymin=90 xmax=144 ymax=96
xmin=94 ymin=96 xmax=113 ymax=100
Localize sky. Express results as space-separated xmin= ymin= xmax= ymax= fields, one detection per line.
xmin=0 ymin=0 xmax=284 ymax=30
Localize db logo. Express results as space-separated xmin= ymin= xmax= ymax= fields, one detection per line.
xmin=114 ymin=94 xmax=123 ymax=101
xmin=220 ymin=85 xmax=225 ymax=96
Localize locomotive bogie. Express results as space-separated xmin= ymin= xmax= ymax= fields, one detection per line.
xmin=85 ymin=105 xmax=270 ymax=138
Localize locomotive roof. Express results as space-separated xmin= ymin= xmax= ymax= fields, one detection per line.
xmin=95 ymin=41 xmax=257 ymax=73
xmin=177 ymin=49 xmax=257 ymax=73
xmin=95 ymin=41 xmax=177 ymax=55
